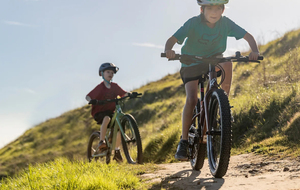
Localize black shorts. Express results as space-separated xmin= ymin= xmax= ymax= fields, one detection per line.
xmin=180 ymin=63 xmax=209 ymax=85
xmin=94 ymin=110 xmax=114 ymax=125
xmin=180 ymin=64 xmax=222 ymax=85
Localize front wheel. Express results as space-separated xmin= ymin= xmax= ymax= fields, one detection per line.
xmin=120 ymin=114 xmax=143 ymax=164
xmin=87 ymin=131 xmax=101 ymax=162
xmin=207 ymin=89 xmax=232 ymax=178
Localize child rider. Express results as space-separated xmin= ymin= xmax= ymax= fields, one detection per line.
xmin=164 ymin=0 xmax=260 ymax=161
xmin=86 ymin=62 xmax=130 ymax=162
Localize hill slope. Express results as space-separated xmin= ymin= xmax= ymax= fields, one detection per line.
xmin=1 ymin=29 xmax=300 ymax=178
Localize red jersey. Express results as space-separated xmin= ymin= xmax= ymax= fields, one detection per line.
xmin=87 ymin=82 xmax=126 ymax=117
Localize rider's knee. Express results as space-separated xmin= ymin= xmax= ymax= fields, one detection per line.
xmin=103 ymin=116 xmax=111 ymax=123
xmin=186 ymin=96 xmax=198 ymax=107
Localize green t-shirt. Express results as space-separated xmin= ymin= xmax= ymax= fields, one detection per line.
xmin=173 ymin=15 xmax=247 ymax=67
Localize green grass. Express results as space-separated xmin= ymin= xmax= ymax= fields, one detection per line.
xmin=0 ymin=157 xmax=158 ymax=190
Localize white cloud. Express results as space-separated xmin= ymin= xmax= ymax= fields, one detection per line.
xmin=3 ymin=87 xmax=37 ymax=94
xmin=132 ymin=42 xmax=181 ymax=52
xmin=3 ymin=20 xmax=37 ymax=27
xmin=24 ymin=88 xmax=36 ymax=94
xmin=132 ymin=42 xmax=164 ymax=49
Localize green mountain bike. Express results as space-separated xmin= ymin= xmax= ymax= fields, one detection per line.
xmin=162 ymin=51 xmax=263 ymax=178
xmin=87 ymin=92 xmax=143 ymax=164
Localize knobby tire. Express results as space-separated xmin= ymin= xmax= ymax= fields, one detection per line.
xmin=121 ymin=114 xmax=143 ymax=164
xmin=207 ymin=89 xmax=232 ymax=178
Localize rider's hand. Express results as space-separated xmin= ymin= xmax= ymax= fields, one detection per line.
xmin=249 ymin=52 xmax=260 ymax=60
xmin=165 ymin=50 xmax=176 ymax=59
xmin=128 ymin=92 xmax=138 ymax=99
xmin=88 ymin=99 xmax=98 ymax=105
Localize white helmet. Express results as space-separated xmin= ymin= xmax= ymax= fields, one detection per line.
xmin=197 ymin=0 xmax=229 ymax=5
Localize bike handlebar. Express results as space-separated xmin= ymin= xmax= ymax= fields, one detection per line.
xmin=161 ymin=51 xmax=264 ymax=63
xmin=89 ymin=92 xmax=142 ymax=105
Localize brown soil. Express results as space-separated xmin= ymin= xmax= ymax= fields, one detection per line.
xmin=141 ymin=153 xmax=300 ymax=190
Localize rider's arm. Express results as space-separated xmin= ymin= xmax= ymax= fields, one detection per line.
xmin=86 ymin=95 xmax=91 ymax=102
xmin=164 ymin=36 xmax=178 ymax=59
xmin=86 ymin=95 xmax=98 ymax=105
xmin=243 ymin=32 xmax=260 ymax=60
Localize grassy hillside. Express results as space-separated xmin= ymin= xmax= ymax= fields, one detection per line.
xmin=230 ymin=29 xmax=300 ymax=156
xmin=1 ymin=29 xmax=300 ymax=180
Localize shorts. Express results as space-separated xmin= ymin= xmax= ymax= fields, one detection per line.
xmin=180 ymin=63 xmax=209 ymax=85
xmin=180 ymin=63 xmax=222 ymax=85
xmin=94 ymin=110 xmax=114 ymax=125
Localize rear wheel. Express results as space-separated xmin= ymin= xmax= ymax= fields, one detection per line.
xmin=120 ymin=114 xmax=143 ymax=164
xmin=207 ymin=89 xmax=232 ymax=178
xmin=189 ymin=99 xmax=206 ymax=170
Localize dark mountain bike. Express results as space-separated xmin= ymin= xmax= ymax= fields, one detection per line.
xmin=161 ymin=51 xmax=263 ymax=178
xmin=87 ymin=92 xmax=143 ymax=164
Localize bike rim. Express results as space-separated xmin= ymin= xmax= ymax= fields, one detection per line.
xmin=208 ymin=98 xmax=222 ymax=170
xmin=123 ymin=120 xmax=139 ymax=163
xmin=88 ymin=133 xmax=101 ymax=162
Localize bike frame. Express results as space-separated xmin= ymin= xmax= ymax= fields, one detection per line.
xmin=192 ymin=63 xmax=222 ymax=144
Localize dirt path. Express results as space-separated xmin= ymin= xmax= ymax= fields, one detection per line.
xmin=141 ymin=153 xmax=300 ymax=190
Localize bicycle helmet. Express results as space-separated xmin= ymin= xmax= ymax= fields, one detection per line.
xmin=99 ymin=62 xmax=119 ymax=76
xmin=197 ymin=0 xmax=229 ymax=5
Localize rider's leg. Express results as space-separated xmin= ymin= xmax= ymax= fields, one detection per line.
xmin=175 ymin=80 xmax=198 ymax=160
xmin=218 ymin=61 xmax=232 ymax=96
xmin=217 ymin=61 xmax=235 ymax=122
xmin=182 ymin=80 xmax=199 ymax=140
xmin=100 ymin=116 xmax=111 ymax=142
xmin=97 ymin=116 xmax=111 ymax=152
xmin=113 ymin=131 xmax=123 ymax=162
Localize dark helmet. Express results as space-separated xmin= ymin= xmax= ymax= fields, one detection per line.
xmin=99 ymin=62 xmax=119 ymax=76
xmin=197 ymin=0 xmax=228 ymax=5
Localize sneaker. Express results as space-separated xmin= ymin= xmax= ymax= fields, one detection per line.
xmin=95 ymin=140 xmax=108 ymax=154
xmin=113 ymin=149 xmax=123 ymax=163
xmin=175 ymin=140 xmax=189 ymax=161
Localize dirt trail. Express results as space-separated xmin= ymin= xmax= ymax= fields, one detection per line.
xmin=141 ymin=153 xmax=300 ymax=190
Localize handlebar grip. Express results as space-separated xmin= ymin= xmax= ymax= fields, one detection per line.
xmin=258 ymin=56 xmax=264 ymax=60
xmin=161 ymin=53 xmax=181 ymax=60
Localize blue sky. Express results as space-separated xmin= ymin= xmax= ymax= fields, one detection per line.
xmin=1 ymin=0 xmax=300 ymax=148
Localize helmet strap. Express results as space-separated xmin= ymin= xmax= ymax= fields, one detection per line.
xmin=101 ymin=71 xmax=111 ymax=85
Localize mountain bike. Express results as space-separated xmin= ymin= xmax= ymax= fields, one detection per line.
xmin=161 ymin=51 xmax=263 ymax=178
xmin=87 ymin=92 xmax=143 ymax=164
